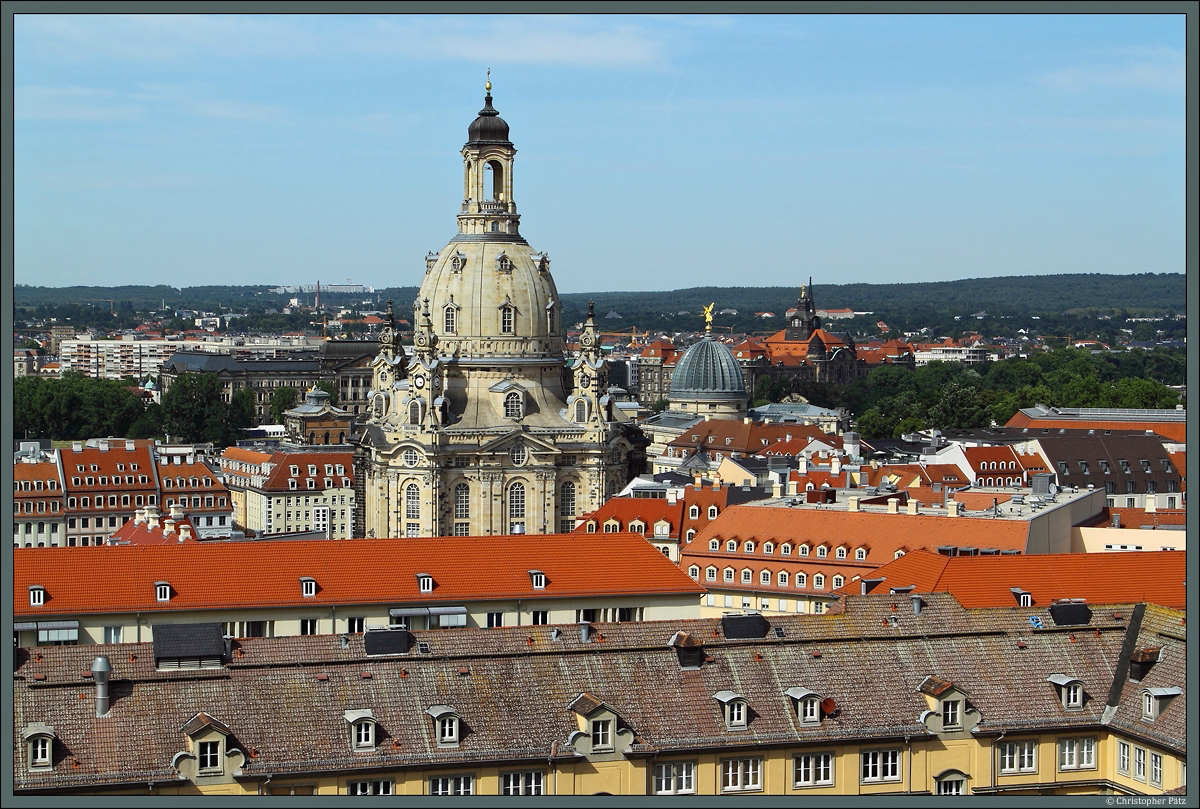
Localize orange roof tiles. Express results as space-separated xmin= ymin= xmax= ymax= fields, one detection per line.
xmin=576 ymin=498 xmax=684 ymax=536
xmin=1005 ymin=411 xmax=1186 ymax=443
xmin=856 ymin=548 xmax=1186 ymax=609
xmin=14 ymin=532 xmax=704 ymax=616
xmin=694 ymin=503 xmax=1031 ymax=559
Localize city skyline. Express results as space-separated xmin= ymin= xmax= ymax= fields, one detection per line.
xmin=14 ymin=13 xmax=1186 ymax=293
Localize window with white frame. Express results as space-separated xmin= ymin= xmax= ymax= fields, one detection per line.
xmin=936 ymin=773 xmax=966 ymax=795
xmin=198 ymin=740 xmax=221 ymax=772
xmin=653 ymin=761 xmax=695 ymax=794
xmin=816 ymin=546 xmax=827 ymax=558
xmin=832 ymin=575 xmax=845 ymax=589
xmin=856 ymin=548 xmax=867 ymax=560
xmin=813 ymin=574 xmax=825 ymax=589
xmin=500 ymin=304 xmax=514 ymax=334
xmin=1064 ymin=682 xmax=1083 ymax=709
xmin=861 ymin=749 xmax=901 ymax=782
xmin=759 ymin=570 xmax=771 ymax=585
xmin=301 ymin=578 xmax=316 ymax=598
xmin=418 ymin=574 xmax=434 ymax=593
xmin=29 ymin=586 xmax=44 ymax=607
xmin=502 ymin=771 xmax=544 ymax=795
xmin=800 ymin=696 xmax=821 ymax=724
xmin=155 ymin=582 xmax=171 ymax=602
xmin=453 ymin=483 xmax=469 ymax=519
xmin=743 ymin=540 xmax=754 ymax=553
xmin=348 ymin=780 xmax=392 ymax=795
xmin=690 ymin=505 xmax=700 ymax=519
xmin=724 ymin=567 xmax=734 ymax=582
xmin=430 ymin=775 xmax=473 ymax=795
xmin=836 ymin=547 xmax=847 ymax=559
xmin=741 ymin=569 xmax=752 ymax=584
xmin=508 ymin=482 xmax=525 ymax=531
xmin=797 ymin=572 xmax=808 ymax=588
xmin=721 ymin=758 xmax=762 ymax=792
xmin=708 ymin=505 xmax=718 ymax=519
xmin=1134 ymin=747 xmax=1146 ymax=781
xmin=794 ymin=752 xmax=834 ymax=787
xmin=763 ymin=542 xmax=774 ymax=554
xmin=723 ymin=699 xmax=748 ymax=729
xmin=1150 ymin=751 xmax=1162 ymax=787
xmin=1118 ymin=740 xmax=1131 ymax=774
xmin=405 ymin=484 xmax=420 ymax=520
xmin=591 ymin=719 xmax=612 ymax=750
xmin=354 ymin=720 xmax=374 ymax=749
xmin=300 ymin=618 xmax=318 ymax=635
xmin=999 ymin=740 xmax=1037 ymax=773
xmin=438 ymin=716 xmax=459 ymax=745
xmin=688 ymin=565 xmax=700 ymax=579
xmin=928 ymin=689 xmax=961 ymax=726
xmin=1058 ymin=737 xmax=1095 ymax=770
xmin=29 ymin=735 xmax=52 ymax=768
xmin=799 ymin=545 xmax=809 ymax=556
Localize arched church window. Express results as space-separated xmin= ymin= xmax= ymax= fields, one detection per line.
xmin=409 ymin=399 xmax=423 ymax=425
xmin=508 ymin=482 xmax=526 ymax=533
xmin=323 ymin=431 xmax=330 ymax=445
xmin=504 ymin=391 xmax=522 ymax=419
xmin=547 ymin=307 xmax=556 ymax=334
xmin=372 ymin=394 xmax=386 ymax=419
xmin=454 ymin=483 xmax=470 ymax=519
xmin=559 ymin=481 xmax=576 ymax=517
xmin=496 ymin=253 xmax=512 ymax=272
xmin=405 ymin=484 xmax=420 ymax=520
xmin=500 ymin=306 xmax=514 ymax=334
xmin=308 ymin=432 xmax=315 ymax=445
xmin=574 ymin=398 xmax=588 ymax=423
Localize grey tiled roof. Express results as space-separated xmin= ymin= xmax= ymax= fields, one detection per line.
xmin=14 ymin=593 xmax=1184 ymax=791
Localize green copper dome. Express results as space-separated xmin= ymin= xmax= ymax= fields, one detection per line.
xmin=669 ymin=336 xmax=747 ymax=402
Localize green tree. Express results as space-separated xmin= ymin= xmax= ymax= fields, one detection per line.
xmin=127 ymin=403 xmax=164 ymax=440
xmin=270 ymin=386 xmax=300 ymax=423
xmin=315 ymin=379 xmax=339 ymax=406
xmin=854 ymin=407 xmax=892 ymax=439
xmin=161 ymin=373 xmax=228 ymax=443
xmin=649 ymin=398 xmax=669 ymax=414
xmin=229 ymin=387 xmax=257 ymax=429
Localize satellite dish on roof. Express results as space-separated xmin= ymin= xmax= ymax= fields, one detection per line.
xmin=820 ymin=697 xmax=837 ymax=715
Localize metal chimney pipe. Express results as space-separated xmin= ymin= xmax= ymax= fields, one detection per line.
xmin=579 ymin=623 xmax=591 ymax=643
xmin=91 ymin=656 xmax=112 ymax=717
xmin=910 ymin=594 xmax=924 ymax=616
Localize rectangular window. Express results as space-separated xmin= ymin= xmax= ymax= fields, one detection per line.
xmin=721 ymin=758 xmax=762 ymax=792
xmin=862 ymin=749 xmax=901 ymax=782
xmin=347 ymin=617 xmax=365 ymax=633
xmin=591 ymin=719 xmax=612 ymax=750
xmin=794 ymin=752 xmax=834 ymax=787
xmin=198 ymin=741 xmax=220 ymax=771
xmin=1118 ymin=741 xmax=1130 ymax=774
xmin=31 ymin=737 xmax=50 ymax=766
xmin=999 ymin=741 xmax=1037 ymax=773
xmin=1058 ymin=737 xmax=1096 ymax=770
xmin=354 ymin=721 xmax=374 ymax=748
xmin=1150 ymin=752 xmax=1162 ymax=787
xmin=429 ymin=776 xmax=473 ymax=796
xmin=653 ymin=761 xmax=696 ymax=794
xmin=502 ymin=771 xmax=544 ymax=796
xmin=1134 ymin=747 xmax=1146 ymax=781
xmin=487 ymin=612 xmax=504 ymax=628
xmin=531 ymin=610 xmax=548 ymax=625
xmin=103 ymin=626 xmax=122 ymax=644
xmin=300 ymin=619 xmax=318 ymax=635
xmin=942 ymin=699 xmax=961 ymax=728
xmin=348 ymin=780 xmax=393 ymax=795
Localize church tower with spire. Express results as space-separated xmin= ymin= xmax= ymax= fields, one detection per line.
xmin=356 ymin=78 xmax=635 ymax=539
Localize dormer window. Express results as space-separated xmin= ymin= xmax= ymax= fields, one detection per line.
xmin=22 ymin=724 xmax=56 ymax=771
xmin=344 ymin=710 xmax=378 ymax=751
xmin=816 ymin=546 xmax=827 ymax=558
xmin=706 ymin=566 xmax=717 ymax=581
xmin=426 ymin=705 xmax=461 ymax=746
xmin=836 ymin=547 xmax=847 ymax=559
xmin=1011 ymin=588 xmax=1032 ymax=607
xmin=726 ymin=540 xmax=737 ymax=552
xmin=801 ymin=696 xmax=820 ymax=723
xmin=155 ymin=582 xmax=171 ymax=602
xmin=799 ymin=545 xmax=809 ymax=556
xmin=781 ymin=544 xmax=792 ymax=556
xmin=763 ymin=542 xmax=774 ymax=554
xmin=300 ymin=577 xmax=317 ymax=598
xmin=417 ymin=573 xmax=434 ymax=594
xmin=1141 ymin=687 xmax=1182 ymax=721
xmin=690 ymin=505 xmax=700 ymax=519
xmin=290 ymin=465 xmax=299 ymax=476
xmin=713 ymin=691 xmax=749 ymax=729
xmin=29 ymin=586 xmax=45 ymax=607
xmin=708 ymin=506 xmax=718 ymax=519
xmin=855 ymin=548 xmax=867 ymax=560
xmin=529 ymin=570 xmax=546 ymax=590
xmin=743 ymin=541 xmax=754 ymax=553
xmin=1047 ymin=674 xmax=1085 ymax=710
xmin=591 ymin=719 xmax=612 ymax=751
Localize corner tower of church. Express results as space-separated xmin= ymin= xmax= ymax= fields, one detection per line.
xmin=355 ymin=80 xmax=636 ymax=539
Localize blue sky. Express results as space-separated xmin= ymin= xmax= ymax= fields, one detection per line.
xmin=13 ymin=13 xmax=1186 ymax=294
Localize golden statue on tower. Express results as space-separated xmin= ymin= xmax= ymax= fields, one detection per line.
xmin=702 ymin=302 xmax=715 ymax=333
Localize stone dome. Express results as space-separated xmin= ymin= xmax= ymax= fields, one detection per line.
xmin=669 ymin=336 xmax=748 ymax=402
xmin=467 ymin=94 xmax=511 ymax=145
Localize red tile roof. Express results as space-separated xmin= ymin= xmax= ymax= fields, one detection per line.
xmin=14 ymin=532 xmax=705 ymax=616
xmin=852 ymin=548 xmax=1186 ymax=609
xmin=576 ymin=497 xmax=684 ymax=536
xmin=1005 ymin=412 xmax=1186 ymax=443
xmin=260 ymin=450 xmax=354 ymax=492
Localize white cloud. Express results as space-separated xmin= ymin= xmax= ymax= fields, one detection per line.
xmin=17 ymin=13 xmax=671 ymax=68
xmin=1037 ymin=49 xmax=1184 ymax=93
xmin=15 ymin=85 xmax=142 ymax=121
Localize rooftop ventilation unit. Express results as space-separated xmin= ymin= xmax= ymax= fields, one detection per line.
xmin=1048 ymin=599 xmax=1092 ymax=626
